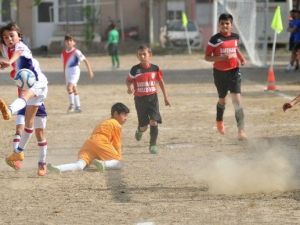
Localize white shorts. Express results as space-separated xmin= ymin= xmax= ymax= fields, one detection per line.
xmin=16 ymin=114 xmax=47 ymax=129
xmin=27 ymin=85 xmax=48 ymax=106
xmin=65 ymin=67 xmax=80 ymax=85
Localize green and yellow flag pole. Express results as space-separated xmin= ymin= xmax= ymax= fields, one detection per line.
xmin=182 ymin=12 xmax=192 ymax=54
xmin=266 ymin=5 xmax=283 ymax=91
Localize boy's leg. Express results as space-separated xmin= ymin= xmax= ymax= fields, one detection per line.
xmin=73 ymin=86 xmax=81 ymax=112
xmin=114 ymin=54 xmax=120 ymax=68
xmin=149 ymin=120 xmax=158 ymax=154
xmin=67 ymin=83 xmax=75 ymax=112
xmin=6 ymin=106 xmax=38 ymax=169
xmin=48 ymin=159 xmax=87 ymax=173
xmin=231 ymin=93 xmax=246 ymax=140
xmin=216 ymin=100 xmax=225 ymax=135
xmin=35 ymin=116 xmax=48 ymax=176
xmin=93 ymin=159 xmax=122 ymax=171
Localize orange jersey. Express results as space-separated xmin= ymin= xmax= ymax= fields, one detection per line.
xmin=78 ymin=118 xmax=122 ymax=165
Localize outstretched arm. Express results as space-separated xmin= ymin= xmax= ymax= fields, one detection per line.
xmin=283 ymin=94 xmax=300 ymax=112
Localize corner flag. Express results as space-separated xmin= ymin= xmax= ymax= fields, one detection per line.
xmin=182 ymin=12 xmax=188 ymax=28
xmin=271 ymin=6 xmax=283 ymax=33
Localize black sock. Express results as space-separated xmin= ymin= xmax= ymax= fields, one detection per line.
xmin=150 ymin=126 xmax=158 ymax=146
xmin=216 ymin=103 xmax=225 ymax=121
xmin=235 ymin=107 xmax=245 ymax=129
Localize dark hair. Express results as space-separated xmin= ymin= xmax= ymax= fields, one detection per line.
xmin=0 ymin=22 xmax=22 ymax=44
xmin=137 ymin=44 xmax=152 ymax=53
xmin=111 ymin=102 xmax=130 ymax=116
xmin=110 ymin=23 xmax=116 ymax=30
xmin=218 ymin=13 xmax=233 ymax=23
xmin=64 ymin=34 xmax=74 ymax=41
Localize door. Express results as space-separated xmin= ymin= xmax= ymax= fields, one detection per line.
xmin=33 ymin=0 xmax=56 ymax=48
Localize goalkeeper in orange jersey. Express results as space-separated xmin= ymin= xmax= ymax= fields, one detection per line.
xmin=47 ymin=102 xmax=129 ymax=173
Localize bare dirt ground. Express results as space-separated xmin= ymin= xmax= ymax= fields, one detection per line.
xmin=1 ymin=54 xmax=300 ymax=224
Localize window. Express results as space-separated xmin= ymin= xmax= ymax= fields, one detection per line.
xmin=38 ymin=2 xmax=54 ymax=22
xmin=58 ymin=0 xmax=95 ymax=23
xmin=1 ymin=0 xmax=12 ymax=22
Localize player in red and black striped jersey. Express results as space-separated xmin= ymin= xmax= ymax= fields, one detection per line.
xmin=126 ymin=45 xmax=171 ymax=154
xmin=205 ymin=13 xmax=247 ymax=140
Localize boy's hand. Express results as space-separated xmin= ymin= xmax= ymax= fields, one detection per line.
xmin=164 ymin=98 xmax=171 ymax=106
xmin=283 ymin=103 xmax=292 ymax=112
xmin=89 ymin=72 xmax=94 ymax=79
xmin=127 ymin=87 xmax=134 ymax=94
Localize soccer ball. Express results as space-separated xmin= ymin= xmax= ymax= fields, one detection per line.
xmin=14 ymin=69 xmax=36 ymax=89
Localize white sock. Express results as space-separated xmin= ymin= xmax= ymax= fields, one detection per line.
xmin=55 ymin=159 xmax=87 ymax=172
xmin=68 ymin=93 xmax=74 ymax=106
xmin=74 ymin=94 xmax=80 ymax=108
xmin=17 ymin=127 xmax=34 ymax=151
xmin=38 ymin=140 xmax=47 ymax=163
xmin=9 ymin=98 xmax=26 ymax=115
xmin=103 ymin=160 xmax=122 ymax=170
xmin=12 ymin=134 xmax=21 ymax=151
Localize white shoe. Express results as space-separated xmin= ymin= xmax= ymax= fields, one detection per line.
xmin=47 ymin=163 xmax=61 ymax=174
xmin=67 ymin=105 xmax=75 ymax=113
xmin=93 ymin=159 xmax=105 ymax=172
xmin=286 ymin=64 xmax=293 ymax=71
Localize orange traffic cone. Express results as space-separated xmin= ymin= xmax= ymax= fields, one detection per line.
xmin=265 ymin=67 xmax=278 ymax=91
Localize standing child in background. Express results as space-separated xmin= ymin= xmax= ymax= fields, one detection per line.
xmin=0 ymin=22 xmax=49 ymax=174
xmin=204 ymin=13 xmax=247 ymax=140
xmin=286 ymin=9 xmax=300 ymax=71
xmin=61 ymin=34 xmax=94 ymax=113
xmin=107 ymin=23 xmax=120 ymax=69
xmin=126 ymin=45 xmax=171 ymax=154
xmin=47 ymin=103 xmax=129 ymax=173
xmin=12 ymin=104 xmax=48 ymax=176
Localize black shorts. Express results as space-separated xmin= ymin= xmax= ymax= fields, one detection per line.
xmin=108 ymin=43 xmax=118 ymax=56
xmin=134 ymin=93 xmax=162 ymax=127
xmin=213 ymin=67 xmax=241 ymax=98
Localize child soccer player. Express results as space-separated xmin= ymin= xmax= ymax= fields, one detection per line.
xmin=61 ymin=34 xmax=94 ymax=113
xmin=126 ymin=45 xmax=171 ymax=154
xmin=13 ymin=104 xmax=48 ymax=176
xmin=47 ymin=103 xmax=129 ymax=173
xmin=204 ymin=13 xmax=247 ymax=140
xmin=106 ymin=23 xmax=120 ymax=69
xmin=0 ymin=22 xmax=49 ymax=173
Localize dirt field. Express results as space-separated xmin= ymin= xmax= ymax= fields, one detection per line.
xmin=1 ymin=54 xmax=300 ymax=224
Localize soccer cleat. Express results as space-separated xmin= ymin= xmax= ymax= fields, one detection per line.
xmin=37 ymin=162 xmax=47 ymax=176
xmin=5 ymin=152 xmax=24 ymax=170
xmin=238 ymin=129 xmax=247 ymax=141
xmin=216 ymin=121 xmax=225 ymax=135
xmin=74 ymin=107 xmax=82 ymax=113
xmin=135 ymin=129 xmax=143 ymax=141
xmin=47 ymin=163 xmax=61 ymax=174
xmin=149 ymin=145 xmax=158 ymax=154
xmin=67 ymin=104 xmax=75 ymax=113
xmin=93 ymin=159 xmax=105 ymax=172
xmin=0 ymin=98 xmax=11 ymax=120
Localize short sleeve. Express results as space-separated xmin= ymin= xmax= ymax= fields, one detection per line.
xmin=75 ymin=49 xmax=86 ymax=61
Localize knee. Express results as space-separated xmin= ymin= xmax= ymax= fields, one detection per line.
xmin=139 ymin=126 xmax=148 ymax=132
xmin=149 ymin=120 xmax=158 ymax=126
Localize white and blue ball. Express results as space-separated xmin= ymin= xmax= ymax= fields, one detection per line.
xmin=14 ymin=69 xmax=36 ymax=89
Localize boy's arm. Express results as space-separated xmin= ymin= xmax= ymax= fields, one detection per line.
xmin=126 ymin=78 xmax=134 ymax=94
xmin=204 ymin=53 xmax=230 ymax=62
xmin=0 ymin=51 xmax=22 ymax=68
xmin=283 ymin=94 xmax=300 ymax=112
xmin=158 ymin=79 xmax=171 ymax=106
xmin=83 ymin=59 xmax=94 ymax=79
xmin=236 ymin=48 xmax=246 ymax=65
